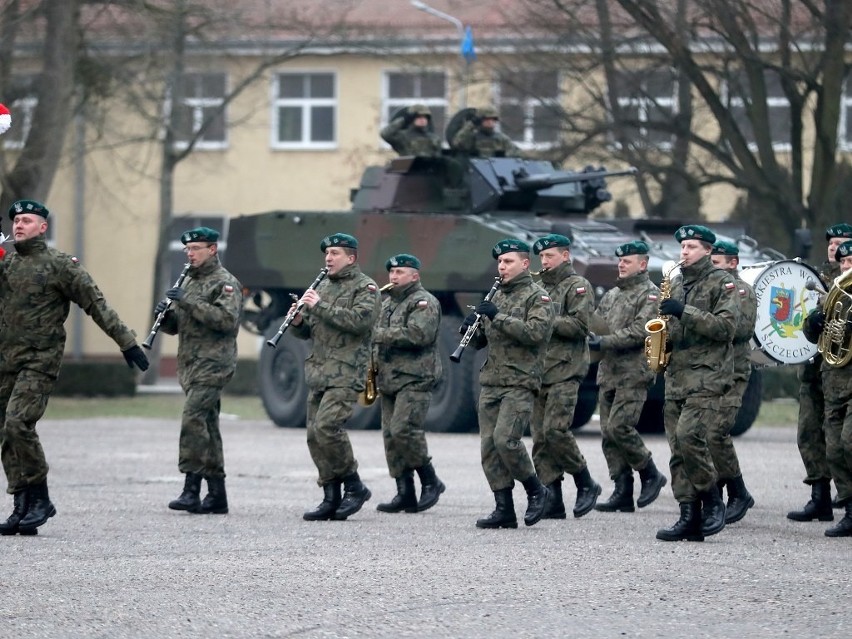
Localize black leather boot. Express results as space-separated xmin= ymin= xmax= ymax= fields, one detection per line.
xmin=825 ymin=501 xmax=852 ymax=537
xmin=787 ymin=479 xmax=834 ymax=522
xmin=522 ymin=476 xmax=550 ymax=526
xmin=571 ymin=467 xmax=601 ymax=518
xmin=199 ymin=477 xmax=229 ymax=514
xmin=377 ymin=472 xmax=418 ymax=513
xmin=0 ymin=491 xmax=37 ymax=536
xmin=543 ymin=479 xmax=566 ymax=519
xmin=168 ymin=473 xmax=202 ymax=512
xmin=724 ymin=474 xmax=754 ymax=524
xmin=415 ymin=463 xmax=445 ymax=512
xmin=333 ymin=472 xmax=371 ymax=520
xmin=637 ymin=459 xmax=667 ymax=508
xmin=475 ymin=488 xmax=517 ymax=529
xmin=17 ymin=481 xmax=56 ymax=533
xmin=656 ymin=501 xmax=704 ymax=542
xmin=832 ymin=494 xmax=842 ymax=509
xmin=595 ymin=471 xmax=635 ymax=512
xmin=303 ymin=482 xmax=342 ymax=521
xmin=700 ymin=488 xmax=726 ymax=536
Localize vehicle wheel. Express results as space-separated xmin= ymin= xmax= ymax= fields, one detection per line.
xmin=731 ymin=367 xmax=762 ymax=437
xmin=424 ymin=319 xmax=478 ymax=433
xmin=636 ymin=374 xmax=665 ymax=434
xmin=570 ymin=364 xmax=599 ymax=430
xmin=258 ymin=329 xmax=309 ymax=428
xmin=346 ymin=400 xmax=381 ymax=430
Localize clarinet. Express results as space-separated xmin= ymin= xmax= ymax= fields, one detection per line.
xmin=142 ymin=263 xmax=191 ymax=349
xmin=450 ymin=277 xmax=501 ymax=363
xmin=266 ymin=267 xmax=330 ymax=348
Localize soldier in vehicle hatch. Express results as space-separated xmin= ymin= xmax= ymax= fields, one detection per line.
xmin=380 ymin=104 xmax=442 ymax=157
xmin=450 ymin=105 xmax=521 ymax=158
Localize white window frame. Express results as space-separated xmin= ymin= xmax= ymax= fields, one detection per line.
xmin=494 ymin=70 xmax=561 ymax=151
xmin=271 ymin=70 xmax=337 ymax=150
xmin=171 ymin=72 xmax=228 ymax=151
xmin=839 ymin=79 xmax=852 ymax=152
xmin=612 ymin=69 xmax=677 ymax=150
xmin=1 ymin=95 xmax=37 ymax=151
xmin=726 ymin=73 xmax=792 ymax=152
xmin=380 ymin=68 xmax=448 ymax=129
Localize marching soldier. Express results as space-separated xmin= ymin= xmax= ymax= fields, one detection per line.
xmin=590 ymin=240 xmax=667 ymax=514
xmin=465 ymin=238 xmax=554 ymax=529
xmin=788 ymin=223 xmax=852 ymax=522
xmin=655 ymin=225 xmax=738 ymax=542
xmin=373 ymin=254 xmax=445 ymax=513
xmin=291 ymin=233 xmax=381 ymax=521
xmin=802 ymin=240 xmax=852 ymax=536
xmin=380 ymin=104 xmax=442 ymax=157
xmin=709 ymin=239 xmax=756 ymax=524
xmin=530 ymin=234 xmax=601 ymax=518
xmin=450 ymin=105 xmax=521 ymax=158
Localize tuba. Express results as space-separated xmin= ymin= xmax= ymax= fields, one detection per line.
xmin=817 ymin=267 xmax=852 ymax=367
xmin=644 ymin=261 xmax=684 ymax=373
xmin=358 ymin=282 xmax=396 ymax=406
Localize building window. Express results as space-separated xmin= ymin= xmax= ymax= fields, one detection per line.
xmin=840 ymin=79 xmax=852 ymax=151
xmin=611 ymin=68 xmax=677 ymax=148
xmin=273 ymin=72 xmax=336 ymax=149
xmin=497 ymin=70 xmax=561 ymax=147
xmin=169 ymin=215 xmax=228 ymax=280
xmin=727 ymin=71 xmax=791 ymax=150
xmin=382 ymin=71 xmax=447 ymax=140
xmin=1 ymin=75 xmax=37 ymax=150
xmin=172 ymin=72 xmax=227 ymax=149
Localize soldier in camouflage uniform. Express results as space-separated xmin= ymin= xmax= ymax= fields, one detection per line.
xmin=451 ymin=105 xmax=521 ymax=158
xmin=529 ymin=234 xmax=601 ymax=519
xmin=788 ymin=223 xmax=852 ymax=522
xmin=802 ymin=240 xmax=852 ymax=537
xmin=464 ymin=238 xmax=554 ymax=529
xmin=158 ymin=227 xmax=242 ymax=516
xmin=590 ymin=240 xmax=667 ymax=514
xmin=655 ymin=225 xmax=738 ymax=542
xmin=0 ymin=200 xmax=149 ymax=536
xmin=292 ymin=233 xmax=381 ymax=521
xmin=709 ymin=240 xmax=757 ymax=524
xmin=373 ymin=253 xmax=445 ymax=514
xmin=380 ymin=104 xmax=442 ymax=157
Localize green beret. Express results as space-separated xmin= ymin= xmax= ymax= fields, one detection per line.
xmin=674 ymin=224 xmax=716 ymax=245
xmin=9 ymin=199 xmax=49 ymax=220
xmin=836 ymin=240 xmax=852 ymax=259
xmin=711 ymin=240 xmax=739 ymax=256
xmin=825 ymin=223 xmax=852 ymax=241
xmin=180 ymin=226 xmax=220 ymax=244
xmin=614 ymin=240 xmax=649 ymax=257
xmin=492 ymin=238 xmax=530 ymax=259
xmin=385 ymin=253 xmax=421 ymax=270
xmin=320 ymin=232 xmax=358 ymax=252
xmin=532 ymin=234 xmax=571 ymax=255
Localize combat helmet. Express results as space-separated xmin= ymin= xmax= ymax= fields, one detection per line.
xmin=478 ymin=105 xmax=500 ymax=120
xmin=409 ymin=103 xmax=432 ymax=119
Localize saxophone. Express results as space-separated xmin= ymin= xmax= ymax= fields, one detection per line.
xmin=358 ymin=282 xmax=396 ymax=406
xmin=818 ymin=267 xmax=852 ymax=367
xmin=644 ymin=261 xmax=684 ymax=373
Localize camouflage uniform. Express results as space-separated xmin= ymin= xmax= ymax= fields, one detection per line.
xmin=820 ymin=365 xmax=852 ymax=507
xmin=451 ymin=120 xmax=521 ymax=158
xmin=380 ymin=117 xmax=442 ymax=157
xmin=293 ymin=264 xmax=381 ymax=485
xmin=0 ymin=237 xmax=138 ymax=493
xmin=712 ymin=270 xmax=757 ymax=480
xmin=158 ymin=255 xmax=242 ymax=479
xmin=664 ymin=255 xmax=738 ymax=503
xmin=531 ymin=261 xmax=593 ymax=484
xmin=594 ymin=271 xmax=660 ymax=478
xmin=474 ymin=271 xmax=554 ymax=490
xmin=374 ymin=281 xmax=442 ymax=477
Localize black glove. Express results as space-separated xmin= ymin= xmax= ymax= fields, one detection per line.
xmin=587 ymin=333 xmax=602 ymax=351
xmin=154 ymin=300 xmax=169 ymax=316
xmin=165 ymin=287 xmax=186 ymax=302
xmin=803 ymin=310 xmax=826 ymax=344
xmin=459 ymin=312 xmax=478 ymax=335
xmin=476 ymin=300 xmax=498 ymax=320
xmin=659 ymin=299 xmax=685 ymax=319
xmin=122 ymin=345 xmax=150 ymax=372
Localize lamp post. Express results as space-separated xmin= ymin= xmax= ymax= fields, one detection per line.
xmin=410 ymin=0 xmax=473 ymax=110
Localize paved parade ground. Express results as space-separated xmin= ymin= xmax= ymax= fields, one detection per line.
xmin=0 ymin=414 xmax=849 ymax=638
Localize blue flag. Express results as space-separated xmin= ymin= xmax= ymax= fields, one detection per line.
xmin=461 ymin=25 xmax=476 ymax=62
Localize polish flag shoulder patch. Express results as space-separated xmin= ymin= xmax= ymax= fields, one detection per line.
xmin=417 ymin=299 xmax=429 ymax=308
xmin=70 ymin=256 xmax=79 ymax=264
xmin=541 ymin=295 xmax=551 ymax=302
xmin=648 ymin=294 xmax=658 ymax=301
xmin=367 ymin=283 xmax=377 ymax=292
xmin=739 ymin=288 xmax=746 ymax=296
xmin=223 ymin=284 xmax=234 ymax=294
xmin=724 ymin=281 xmax=736 ymax=291
xmin=575 ymin=286 xmax=587 ymax=295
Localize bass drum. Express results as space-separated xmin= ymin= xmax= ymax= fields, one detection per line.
xmin=739 ymin=259 xmax=821 ymax=366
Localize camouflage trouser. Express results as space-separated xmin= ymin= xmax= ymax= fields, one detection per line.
xmin=797 ymin=360 xmax=831 ymax=484
xmin=178 ymin=384 xmax=226 ymax=479
xmin=531 ymin=379 xmax=587 ymax=484
xmin=380 ymin=388 xmax=431 ymax=478
xmin=478 ymin=386 xmax=536 ymax=491
xmin=664 ymin=397 xmax=719 ymax=502
xmin=708 ymin=376 xmax=748 ymax=480
xmin=821 ymin=369 xmax=852 ymax=503
xmin=0 ymin=369 xmax=54 ymax=494
xmin=307 ymin=387 xmax=358 ymax=486
xmin=598 ymin=386 xmax=652 ymax=480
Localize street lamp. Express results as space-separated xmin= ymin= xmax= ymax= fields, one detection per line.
xmin=410 ymin=0 xmax=474 ymax=110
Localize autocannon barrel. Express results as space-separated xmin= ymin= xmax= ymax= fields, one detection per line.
xmin=514 ymin=166 xmax=638 ymax=190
